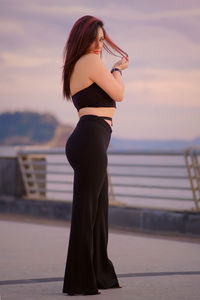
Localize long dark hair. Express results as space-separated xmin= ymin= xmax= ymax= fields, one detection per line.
xmin=62 ymin=15 xmax=128 ymax=100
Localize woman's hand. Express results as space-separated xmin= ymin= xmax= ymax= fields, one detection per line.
xmin=113 ymin=55 xmax=129 ymax=71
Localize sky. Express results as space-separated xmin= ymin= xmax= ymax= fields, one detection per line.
xmin=0 ymin=0 xmax=200 ymax=140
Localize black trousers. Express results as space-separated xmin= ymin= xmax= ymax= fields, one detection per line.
xmin=62 ymin=115 xmax=120 ymax=295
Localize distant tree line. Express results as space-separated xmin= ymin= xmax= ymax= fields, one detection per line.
xmin=0 ymin=111 xmax=59 ymax=145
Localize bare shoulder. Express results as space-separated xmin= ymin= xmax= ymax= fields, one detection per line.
xmin=78 ymin=53 xmax=101 ymax=66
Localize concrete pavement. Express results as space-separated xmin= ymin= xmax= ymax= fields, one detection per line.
xmin=0 ymin=214 xmax=200 ymax=300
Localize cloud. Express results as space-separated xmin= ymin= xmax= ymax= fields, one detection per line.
xmin=0 ymin=20 xmax=24 ymax=35
xmin=126 ymin=68 xmax=200 ymax=107
xmin=1 ymin=52 xmax=53 ymax=68
xmin=99 ymin=4 xmax=200 ymax=21
xmin=25 ymin=3 xmax=93 ymax=17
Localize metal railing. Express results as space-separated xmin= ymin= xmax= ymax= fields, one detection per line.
xmin=17 ymin=146 xmax=200 ymax=212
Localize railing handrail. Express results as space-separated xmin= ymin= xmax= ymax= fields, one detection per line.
xmin=17 ymin=146 xmax=200 ymax=156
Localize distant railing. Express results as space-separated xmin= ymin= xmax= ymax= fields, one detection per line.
xmin=17 ymin=146 xmax=200 ymax=212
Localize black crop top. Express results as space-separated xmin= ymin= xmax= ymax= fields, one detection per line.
xmin=71 ymin=82 xmax=117 ymax=111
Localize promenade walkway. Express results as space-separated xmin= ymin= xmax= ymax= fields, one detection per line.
xmin=0 ymin=214 xmax=200 ymax=300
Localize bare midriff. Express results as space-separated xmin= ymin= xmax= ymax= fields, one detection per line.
xmin=78 ymin=107 xmax=116 ymax=127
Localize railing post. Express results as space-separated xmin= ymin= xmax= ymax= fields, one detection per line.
xmin=191 ymin=147 xmax=200 ymax=210
xmin=184 ymin=146 xmax=200 ymax=212
xmin=17 ymin=152 xmax=46 ymax=199
xmin=107 ymin=167 xmax=115 ymax=204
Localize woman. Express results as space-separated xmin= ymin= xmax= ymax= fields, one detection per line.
xmin=62 ymin=15 xmax=129 ymax=296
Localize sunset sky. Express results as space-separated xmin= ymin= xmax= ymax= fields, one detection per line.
xmin=0 ymin=0 xmax=200 ymax=140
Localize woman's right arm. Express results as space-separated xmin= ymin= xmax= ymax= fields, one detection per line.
xmin=86 ymin=54 xmax=129 ymax=102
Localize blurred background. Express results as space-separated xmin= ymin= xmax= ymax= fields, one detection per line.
xmin=0 ymin=0 xmax=200 ymax=146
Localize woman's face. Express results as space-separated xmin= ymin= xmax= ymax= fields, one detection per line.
xmin=87 ymin=27 xmax=105 ymax=55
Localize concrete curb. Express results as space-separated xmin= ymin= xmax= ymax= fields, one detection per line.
xmin=108 ymin=205 xmax=200 ymax=236
xmin=0 ymin=195 xmax=200 ymax=237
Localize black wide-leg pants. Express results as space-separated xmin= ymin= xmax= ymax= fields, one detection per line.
xmin=62 ymin=115 xmax=120 ymax=295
